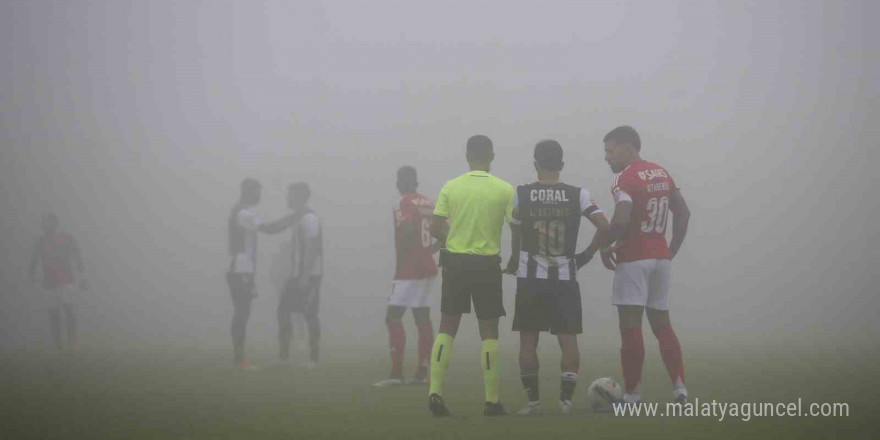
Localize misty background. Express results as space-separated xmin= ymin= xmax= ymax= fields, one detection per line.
xmin=1 ymin=0 xmax=877 ymax=356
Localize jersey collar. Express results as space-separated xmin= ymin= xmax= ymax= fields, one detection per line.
xmin=467 ymin=170 xmax=490 ymax=177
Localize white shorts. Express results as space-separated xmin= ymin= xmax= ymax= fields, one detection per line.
xmin=43 ymin=284 xmax=79 ymax=308
xmin=388 ymin=277 xmax=436 ymax=308
xmin=612 ymin=259 xmax=671 ymax=310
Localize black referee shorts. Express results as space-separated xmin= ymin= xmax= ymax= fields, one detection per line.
xmin=440 ymin=252 xmax=506 ymax=320
xmin=512 ymin=278 xmax=582 ymax=335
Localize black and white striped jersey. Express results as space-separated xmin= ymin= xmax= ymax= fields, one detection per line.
xmin=512 ymin=182 xmax=601 ymax=281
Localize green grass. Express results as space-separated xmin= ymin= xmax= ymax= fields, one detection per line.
xmin=1 ymin=341 xmax=877 ymax=439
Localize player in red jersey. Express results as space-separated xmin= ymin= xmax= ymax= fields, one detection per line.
xmin=600 ymin=126 xmax=692 ymax=405
xmin=28 ymin=213 xmax=87 ymax=349
xmin=373 ymin=166 xmax=440 ymax=387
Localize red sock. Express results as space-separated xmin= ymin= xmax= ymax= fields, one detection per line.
xmin=651 ymin=318 xmax=685 ymax=386
xmin=415 ymin=320 xmax=434 ymax=370
xmin=387 ymin=321 xmax=405 ymax=378
xmin=619 ymin=325 xmax=645 ymax=394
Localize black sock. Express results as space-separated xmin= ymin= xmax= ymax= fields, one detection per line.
xmin=560 ymin=372 xmax=577 ymax=402
xmin=521 ymin=373 xmax=539 ymax=402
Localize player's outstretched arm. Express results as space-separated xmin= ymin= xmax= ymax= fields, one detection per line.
xmin=668 ymin=189 xmax=691 ymax=260
xmin=576 ymin=212 xmax=610 ymax=269
xmin=259 ymin=213 xmax=298 ymax=235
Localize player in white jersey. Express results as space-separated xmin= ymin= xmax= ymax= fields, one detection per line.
xmin=276 ymin=182 xmax=323 ymax=368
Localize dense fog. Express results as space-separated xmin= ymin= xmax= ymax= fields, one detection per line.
xmin=2 ymin=0 xmax=877 ymax=354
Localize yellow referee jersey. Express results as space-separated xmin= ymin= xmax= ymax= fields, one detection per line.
xmin=433 ymin=170 xmax=515 ymax=256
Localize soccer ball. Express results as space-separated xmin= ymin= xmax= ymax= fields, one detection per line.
xmin=586 ymin=377 xmax=623 ymax=411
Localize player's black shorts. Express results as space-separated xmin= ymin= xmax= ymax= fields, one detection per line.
xmin=226 ymin=272 xmax=256 ymax=308
xmin=512 ymin=278 xmax=582 ymax=335
xmin=440 ymin=252 xmax=505 ymax=320
xmin=279 ymin=276 xmax=322 ymax=315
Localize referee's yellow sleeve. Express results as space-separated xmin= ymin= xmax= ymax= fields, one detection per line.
xmin=433 ymin=184 xmax=450 ymax=217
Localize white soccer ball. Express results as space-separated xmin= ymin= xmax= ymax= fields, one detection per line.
xmin=586 ymin=377 xmax=623 ymax=411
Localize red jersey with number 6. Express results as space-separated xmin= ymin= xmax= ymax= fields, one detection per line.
xmin=394 ymin=193 xmax=438 ymax=280
xmin=611 ymin=161 xmax=678 ymax=263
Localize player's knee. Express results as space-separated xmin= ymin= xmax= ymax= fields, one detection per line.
xmin=647 ymin=309 xmax=671 ymax=334
xmin=385 ymin=306 xmax=406 ymax=324
xmin=412 ymin=308 xmax=431 ymax=325
xmin=617 ymin=305 xmax=643 ymax=329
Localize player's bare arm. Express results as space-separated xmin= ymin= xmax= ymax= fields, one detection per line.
xmin=667 ymin=189 xmax=691 ymax=260
xmin=601 ymin=200 xmax=632 ymax=270
xmin=576 ymin=212 xmax=610 ymax=269
xmin=259 ymin=213 xmax=299 ymax=234
xmin=429 ymin=214 xmax=448 ymax=247
xmin=503 ymin=222 xmax=521 ymax=274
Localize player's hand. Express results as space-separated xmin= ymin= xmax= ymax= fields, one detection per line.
xmin=575 ymin=251 xmax=593 ymax=269
xmin=503 ymin=257 xmax=518 ymax=275
xmin=600 ymin=247 xmax=617 ymax=271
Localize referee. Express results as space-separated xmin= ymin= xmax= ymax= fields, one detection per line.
xmin=427 ymin=135 xmax=515 ymax=417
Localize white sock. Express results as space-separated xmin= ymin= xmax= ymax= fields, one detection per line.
xmin=673 ymin=385 xmax=688 ymax=399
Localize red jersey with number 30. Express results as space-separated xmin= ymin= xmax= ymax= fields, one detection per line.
xmin=394 ymin=193 xmax=438 ymax=280
xmin=611 ymin=161 xmax=678 ymax=263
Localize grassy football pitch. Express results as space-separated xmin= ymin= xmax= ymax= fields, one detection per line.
xmin=1 ymin=341 xmax=877 ymax=439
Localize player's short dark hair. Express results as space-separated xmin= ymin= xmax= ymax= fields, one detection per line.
xmin=466 ymin=135 xmax=493 ymax=162
xmin=603 ymin=126 xmax=641 ymax=151
xmin=397 ymin=165 xmax=417 ymax=183
xmin=288 ymin=182 xmax=310 ymax=201
xmin=534 ymin=140 xmax=564 ymax=171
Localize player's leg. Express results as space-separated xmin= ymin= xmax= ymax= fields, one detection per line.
xmin=228 ymin=274 xmax=255 ymax=368
xmin=374 ymin=305 xmax=407 ymax=387
xmin=475 ymin=257 xmax=507 ymax=416
xmin=618 ymin=305 xmax=645 ymax=403
xmin=411 ymin=306 xmax=433 ymax=383
xmin=557 ymin=334 xmax=579 ymax=413
xmin=512 ymin=278 xmax=543 ymax=415
xmin=428 ymin=312 xmax=460 ymax=416
xmin=647 ymin=309 xmax=686 ymax=402
xmin=646 ymin=259 xmax=685 ymax=402
xmin=613 ymin=260 xmax=650 ymax=403
xmin=277 ymin=287 xmax=293 ymax=362
xmin=517 ymin=331 xmax=541 ymax=415
xmin=304 ymin=276 xmax=322 ymax=366
xmin=48 ymin=305 xmax=62 ymax=349
xmin=430 ymin=312 xmax=460 ymax=394
xmin=292 ymin=311 xmax=307 ymax=353
xmin=62 ymin=303 xmax=77 ymax=349
xmin=555 ymin=280 xmax=583 ymax=413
